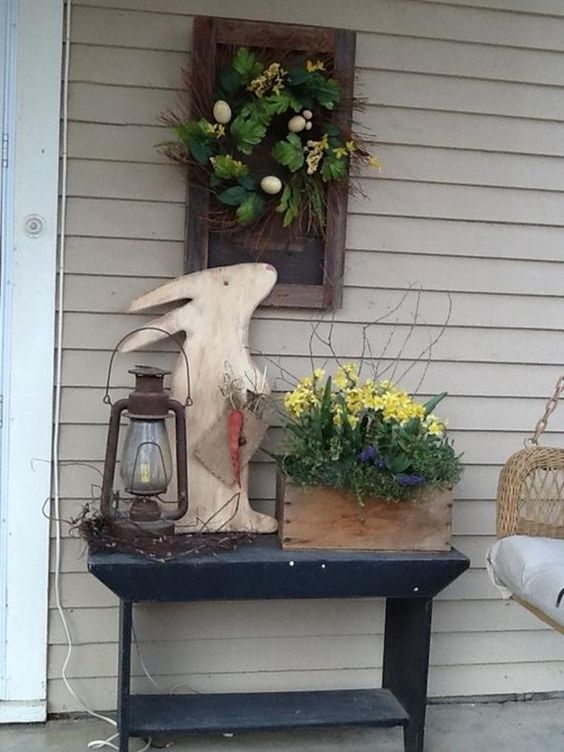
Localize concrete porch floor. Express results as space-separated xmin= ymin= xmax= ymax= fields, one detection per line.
xmin=1 ymin=699 xmax=563 ymax=752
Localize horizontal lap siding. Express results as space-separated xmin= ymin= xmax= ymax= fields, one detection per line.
xmin=49 ymin=0 xmax=564 ymax=712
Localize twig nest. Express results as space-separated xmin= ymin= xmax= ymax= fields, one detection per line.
xmin=288 ymin=115 xmax=306 ymax=133
xmin=260 ymin=175 xmax=283 ymax=195
xmin=302 ymin=109 xmax=313 ymax=120
xmin=213 ymin=99 xmax=232 ymax=124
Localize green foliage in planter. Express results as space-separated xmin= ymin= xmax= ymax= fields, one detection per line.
xmin=278 ymin=364 xmax=463 ymax=503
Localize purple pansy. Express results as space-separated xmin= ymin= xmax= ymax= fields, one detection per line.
xmin=396 ymin=473 xmax=425 ymax=487
xmin=358 ymin=446 xmax=386 ymax=469
xmin=358 ymin=446 xmax=377 ymax=462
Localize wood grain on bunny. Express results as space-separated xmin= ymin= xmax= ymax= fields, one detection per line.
xmin=120 ymin=263 xmax=278 ymax=534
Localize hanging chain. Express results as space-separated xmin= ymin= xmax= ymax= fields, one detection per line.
xmin=529 ymin=374 xmax=564 ymax=445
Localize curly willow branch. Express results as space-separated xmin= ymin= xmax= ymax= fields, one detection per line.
xmin=252 ymin=288 xmax=453 ymax=392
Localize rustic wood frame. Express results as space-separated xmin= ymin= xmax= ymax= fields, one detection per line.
xmin=185 ymin=16 xmax=356 ymax=309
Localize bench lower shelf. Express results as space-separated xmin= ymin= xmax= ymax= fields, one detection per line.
xmin=128 ymin=688 xmax=409 ymax=736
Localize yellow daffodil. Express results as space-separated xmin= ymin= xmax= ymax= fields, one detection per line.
xmin=425 ymin=414 xmax=446 ymax=436
xmin=283 ymin=373 xmax=324 ymax=417
xmin=380 ymin=389 xmax=426 ymax=423
xmin=284 ymin=366 xmax=446 ymax=434
xmin=333 ymin=146 xmax=348 ymax=159
xmin=334 ymin=362 xmax=360 ymax=390
xmin=331 ymin=402 xmax=347 ymax=427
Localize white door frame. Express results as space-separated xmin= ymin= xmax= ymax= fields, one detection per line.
xmin=0 ymin=0 xmax=63 ymax=723
xmin=0 ymin=0 xmax=15 ymax=707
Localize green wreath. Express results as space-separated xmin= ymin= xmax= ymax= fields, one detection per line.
xmin=162 ymin=47 xmax=380 ymax=236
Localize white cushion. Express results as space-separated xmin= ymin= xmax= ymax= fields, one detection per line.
xmin=486 ymin=535 xmax=564 ymax=628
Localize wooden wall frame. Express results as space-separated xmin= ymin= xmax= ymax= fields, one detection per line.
xmin=185 ymin=16 xmax=356 ymax=310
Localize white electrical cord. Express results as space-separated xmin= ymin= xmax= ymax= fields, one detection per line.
xmin=51 ymin=3 xmax=151 ymax=750
xmin=52 ymin=0 xmax=116 ymax=729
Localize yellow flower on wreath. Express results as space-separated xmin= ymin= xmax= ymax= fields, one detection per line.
xmin=333 ymin=146 xmax=348 ymax=159
xmin=306 ymin=59 xmax=326 ymax=73
xmin=204 ymin=122 xmax=225 ymax=138
xmin=367 ymin=154 xmax=383 ymax=171
xmin=330 ymin=139 xmax=356 ymax=161
xmin=209 ymin=154 xmax=245 ymax=174
xmin=248 ymin=62 xmax=287 ymax=98
xmin=305 ymin=133 xmax=329 ymax=175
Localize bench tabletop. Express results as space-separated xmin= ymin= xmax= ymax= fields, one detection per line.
xmin=88 ymin=534 xmax=469 ymax=601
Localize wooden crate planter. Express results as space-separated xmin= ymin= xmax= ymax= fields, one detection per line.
xmin=276 ymin=476 xmax=453 ymax=551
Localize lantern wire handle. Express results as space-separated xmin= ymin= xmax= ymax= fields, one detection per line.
xmin=103 ymin=326 xmax=193 ymax=408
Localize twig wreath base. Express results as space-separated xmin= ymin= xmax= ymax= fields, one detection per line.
xmin=75 ymin=505 xmax=254 ymax=562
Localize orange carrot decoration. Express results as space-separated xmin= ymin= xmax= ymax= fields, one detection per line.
xmin=228 ymin=409 xmax=244 ymax=487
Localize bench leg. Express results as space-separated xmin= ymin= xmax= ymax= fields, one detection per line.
xmin=382 ymin=597 xmax=433 ymax=752
xmin=117 ymin=600 xmax=133 ymax=752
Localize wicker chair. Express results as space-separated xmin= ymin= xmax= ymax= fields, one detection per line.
xmin=497 ymin=445 xmax=564 ymax=541
xmin=494 ymin=377 xmax=564 ymax=633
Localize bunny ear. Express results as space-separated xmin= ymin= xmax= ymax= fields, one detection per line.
xmin=129 ymin=273 xmax=204 ymax=312
xmin=119 ymin=309 xmax=188 ymax=353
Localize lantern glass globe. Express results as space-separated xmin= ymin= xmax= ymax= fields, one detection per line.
xmin=120 ymin=418 xmax=173 ymax=495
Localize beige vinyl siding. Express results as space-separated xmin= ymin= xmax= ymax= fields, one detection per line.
xmin=49 ymin=0 xmax=564 ymax=711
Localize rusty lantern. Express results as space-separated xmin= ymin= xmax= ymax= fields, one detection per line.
xmin=100 ymin=365 xmax=188 ymax=537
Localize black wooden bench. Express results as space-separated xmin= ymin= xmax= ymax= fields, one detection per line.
xmin=88 ymin=535 xmax=469 ymax=752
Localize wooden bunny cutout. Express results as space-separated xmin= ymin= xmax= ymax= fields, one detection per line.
xmin=121 ymin=263 xmax=278 ymax=534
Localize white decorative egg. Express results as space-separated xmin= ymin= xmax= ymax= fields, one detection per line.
xmin=212 ymin=99 xmax=232 ymax=124
xmin=302 ymin=109 xmax=313 ymax=120
xmin=260 ymin=176 xmax=283 ymax=195
xmin=305 ymin=121 xmax=313 ymax=130
xmin=288 ymin=115 xmax=306 ymax=133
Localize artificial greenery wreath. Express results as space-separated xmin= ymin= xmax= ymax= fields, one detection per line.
xmin=162 ymin=47 xmax=380 ymax=236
